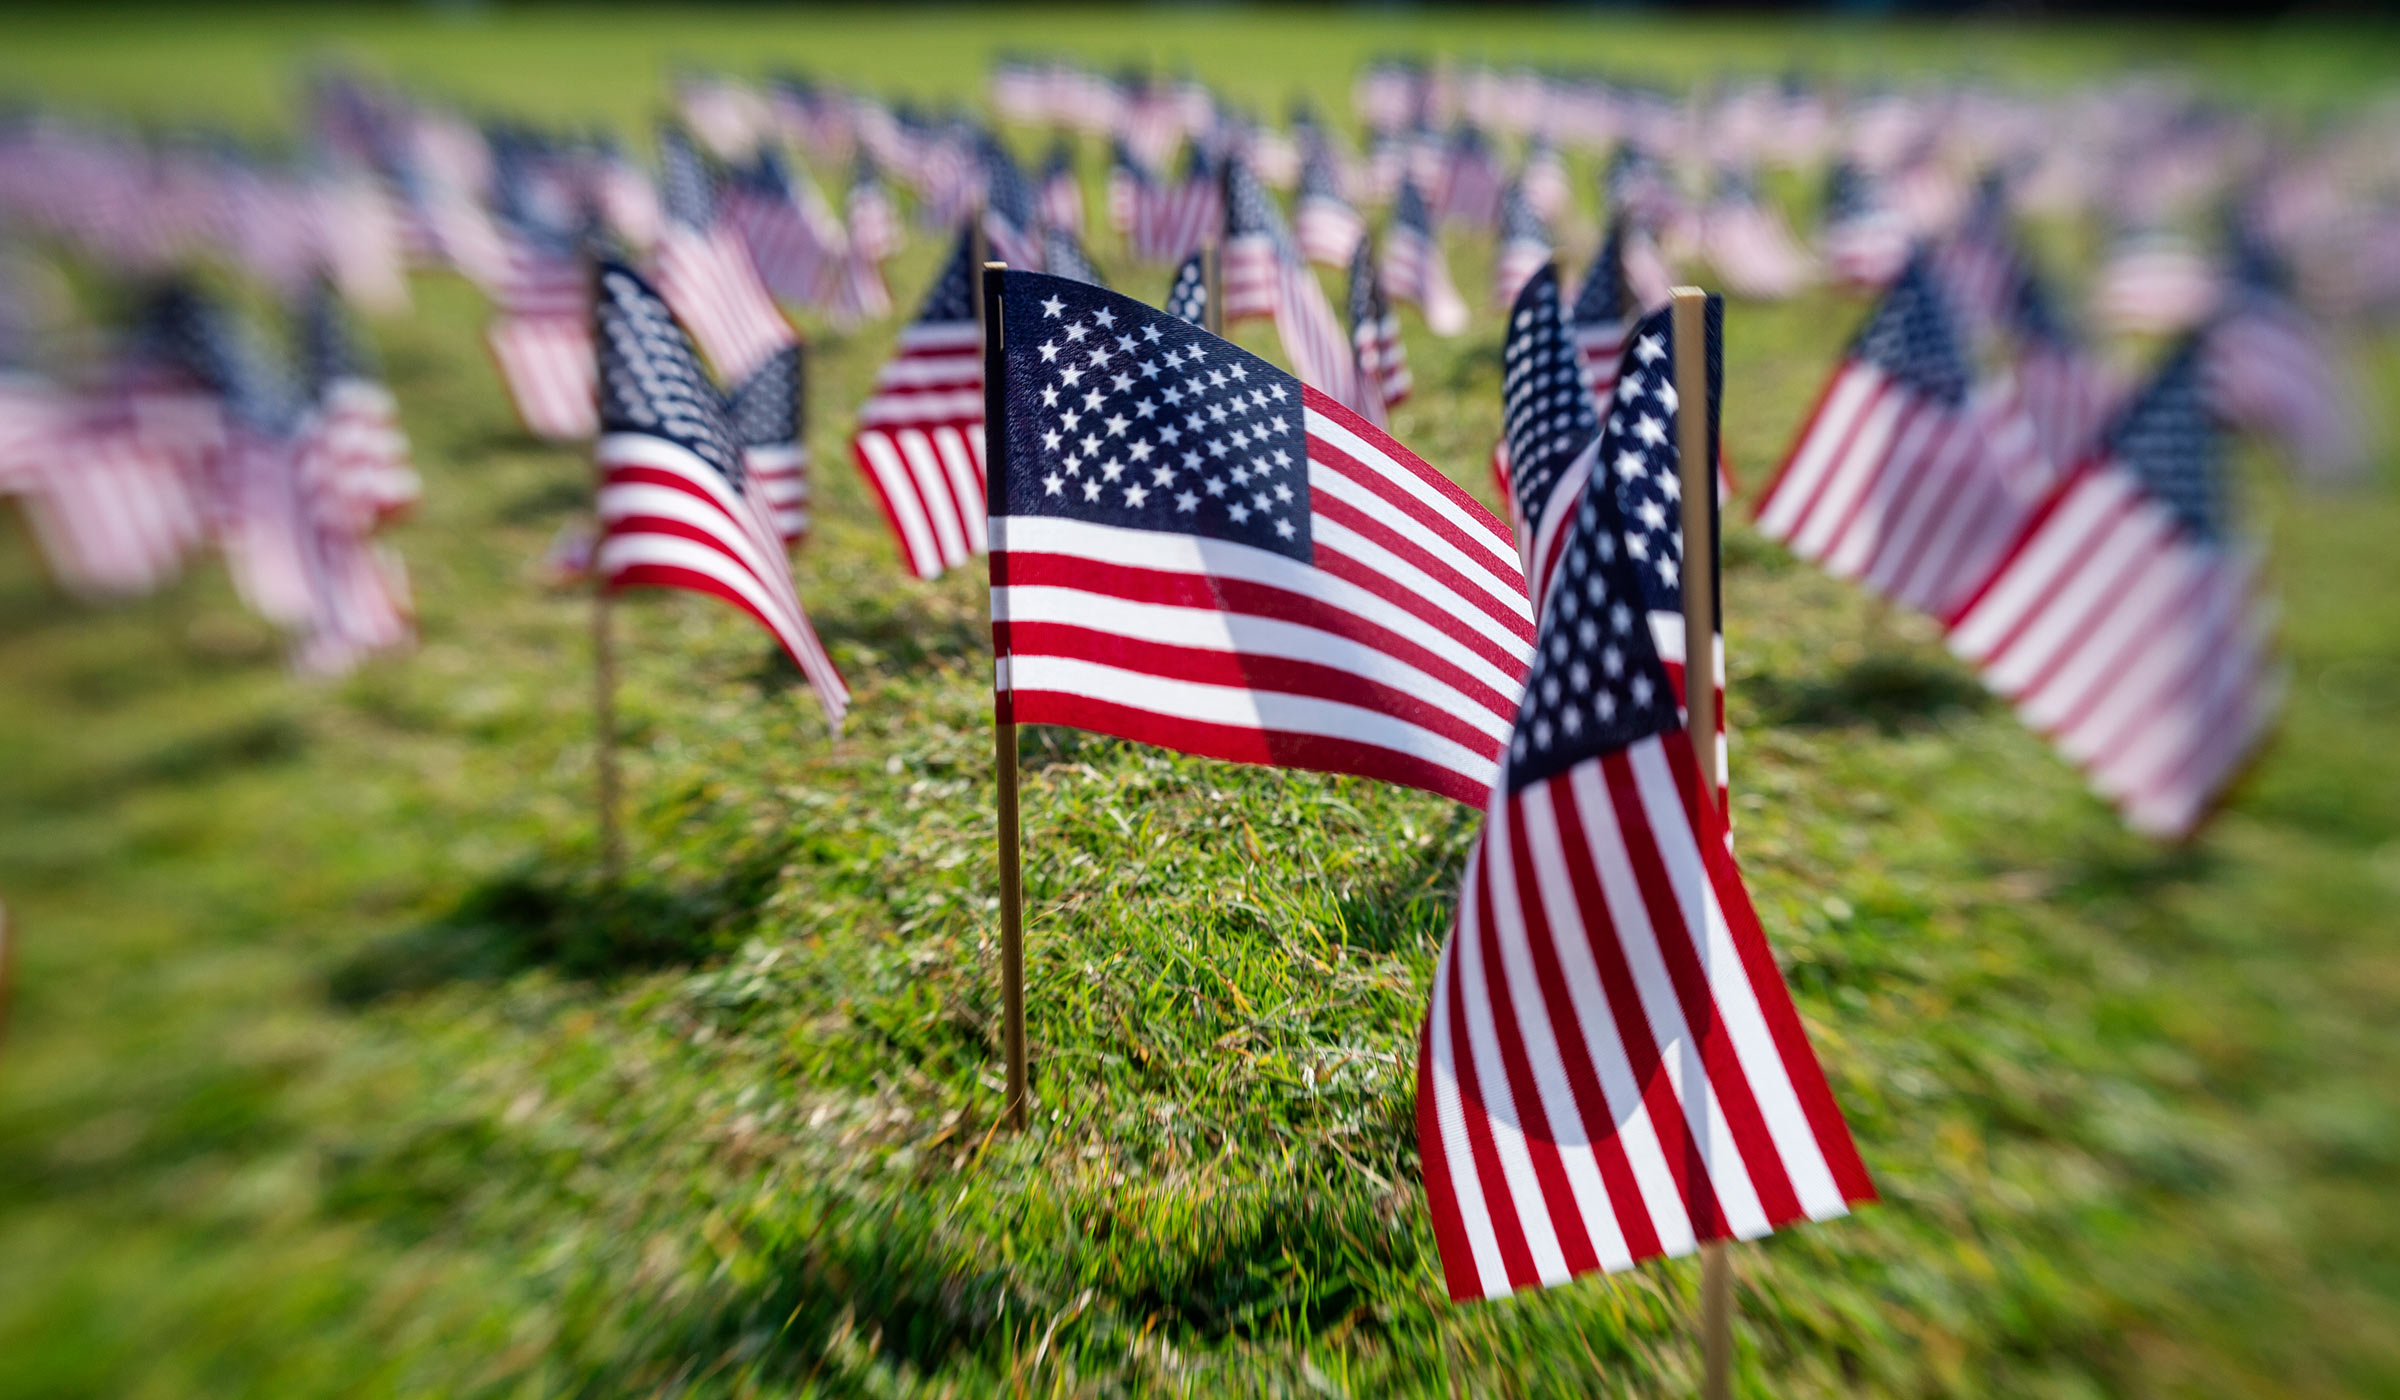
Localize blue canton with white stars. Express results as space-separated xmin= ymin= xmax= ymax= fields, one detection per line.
xmin=1854 ymin=257 xmax=1970 ymax=406
xmin=997 ymin=272 xmax=1312 ymax=563
xmin=914 ymin=226 xmax=979 ymax=325
xmin=725 ymin=345 xmax=802 ymax=449
xmin=1571 ymin=221 xmax=1630 ymax=327
xmin=657 ymin=124 xmax=716 ymax=231
xmin=1164 ymin=251 xmax=1209 ymax=326
xmin=1593 ymin=302 xmax=1719 ymax=623
xmin=1506 ymin=413 xmax=1683 ymax=793
xmin=596 ymin=259 xmax=745 ymax=486
xmin=1501 ymin=265 xmax=1600 ymax=520
xmin=2108 ymin=338 xmax=2224 ymax=545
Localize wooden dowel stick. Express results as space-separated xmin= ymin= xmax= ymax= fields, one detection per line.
xmin=593 ymin=580 xmax=623 ymax=883
xmin=1669 ymin=285 xmax=1731 ymax=1400
xmin=1202 ymin=238 xmax=1224 ymax=337
xmin=981 ymin=259 xmax=1029 ymax=1132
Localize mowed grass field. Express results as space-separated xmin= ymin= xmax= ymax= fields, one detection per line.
xmin=4 ymin=8 xmax=2400 ymax=1397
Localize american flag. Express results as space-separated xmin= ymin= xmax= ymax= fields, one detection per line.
xmin=1346 ymin=236 xmax=1411 ymax=428
xmin=1417 ymin=300 xmax=1872 ymax=1300
xmin=1436 ymin=123 xmax=1506 ymax=231
xmin=3 ymin=378 xmax=204 ymax=602
xmin=1929 ymin=175 xmax=2019 ymax=344
xmin=1105 ymin=138 xmax=1151 ymax=241
xmin=593 ymin=259 xmax=846 ymax=728
xmin=978 ymin=134 xmax=1045 ymax=271
xmin=1818 ymin=160 xmax=1912 ymax=291
xmin=846 ymin=150 xmax=901 ymax=263
xmin=1944 ymin=338 xmax=2280 ymax=839
xmin=1755 ymin=256 xmax=2028 ymax=618
xmin=2203 ymin=228 xmax=2362 ymax=481
xmin=1163 ymin=249 xmax=1209 ymax=326
xmin=1219 ymin=156 xmax=1363 ymax=410
xmin=1037 ymin=135 xmax=1084 ymax=238
xmin=1700 ymin=169 xmax=1815 ymax=302
xmin=2094 ymin=228 xmax=2221 ymax=336
xmin=726 ymin=344 xmax=809 ymax=542
xmin=290 ymin=284 xmax=415 ymax=675
xmin=1043 ymin=226 xmax=1107 ymax=288
xmin=1569 ymin=223 xmax=1638 ymax=404
xmin=2005 ymin=261 xmax=2118 ymax=481
xmin=1383 ymin=177 xmax=1469 ymax=337
xmin=851 ymin=226 xmax=987 ymax=579
xmin=654 ymin=125 xmax=797 ymax=386
xmin=484 ymin=222 xmax=596 ymax=442
xmin=1493 ymin=177 xmax=1555 ymax=311
xmin=1294 ymin=140 xmax=1365 ymax=268
xmin=987 ymin=270 xmax=1534 ymax=808
xmin=1129 ymin=145 xmax=1221 ymax=265
xmin=721 ymin=147 xmax=843 ymax=310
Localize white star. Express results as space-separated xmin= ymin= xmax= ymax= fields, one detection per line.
xmin=1159 ymin=425 xmax=1183 ymax=446
xmin=1124 ymin=484 xmax=1149 ymax=507
xmin=1150 ymin=464 xmax=1174 ymax=486
xmin=1142 ymin=324 xmax=1164 ymax=343
xmin=1080 ymin=434 xmax=1101 ymax=455
xmin=1274 ymin=517 xmax=1296 ymax=539
xmin=1635 ymin=333 xmax=1664 ymax=364
xmin=1207 ymin=440 xmax=1230 ymax=459
xmin=1271 ymin=448 xmax=1292 ymax=469
xmin=1632 ymin=674 xmax=1655 ymax=708
xmin=1162 ymin=384 xmax=1185 ymax=406
xmin=1093 ymin=307 xmax=1116 ymax=329
xmin=1111 ymin=373 xmax=1133 ymax=392
xmin=1038 ymin=340 xmax=1061 ymax=363
xmin=1043 ymin=472 xmax=1064 ymax=495
xmin=1602 ymin=644 xmax=1624 ymax=678
xmin=1082 ymin=479 xmax=1103 ymax=501
xmin=1083 ymin=390 xmax=1104 ymax=412
xmin=1175 ymin=490 xmax=1199 ymax=511
xmin=1041 ymin=429 xmax=1062 ymax=450
xmin=1203 ymin=476 xmax=1228 ymax=497
xmin=1657 ymin=556 xmax=1679 ymax=587
xmin=1634 ymin=415 xmax=1667 ymax=447
xmin=1597 ymin=691 xmax=1618 ymax=721
xmin=1128 ymin=441 xmax=1154 ymax=463
xmin=1617 ymin=377 xmax=1643 ymax=404
xmin=1610 ymin=602 xmax=1633 ymax=633
xmin=1252 ymin=490 xmax=1272 ymax=511
xmin=1041 ymin=295 xmax=1064 ymax=318
xmin=1273 ymin=482 xmax=1294 ymax=503
xmin=1615 ymin=450 xmax=1645 ymax=481
xmin=1133 ymin=398 xmax=1157 ymax=419
xmin=1656 ymin=380 xmax=1678 ymax=413
xmin=1208 ymin=369 xmax=1228 ymax=388
xmin=1101 ymin=458 xmax=1125 ymax=482
xmin=1060 ymin=409 xmax=1082 ymax=431
xmin=1060 ymin=367 xmax=1084 ymax=387
xmin=1116 ymin=335 xmax=1138 ymax=354
xmin=1104 ymin=413 xmax=1129 ymax=437
xmin=1228 ymin=502 xmax=1252 ymax=523
xmin=1087 ymin=346 xmax=1111 ymax=367
xmin=1639 ymin=500 xmax=1667 ymax=531
xmin=1267 ymin=382 xmax=1288 ymax=401
xmin=1138 ymin=359 xmax=1161 ymax=379
xmin=1041 ymin=386 xmax=1060 ymax=407
xmin=1064 ymin=322 xmax=1087 ymax=342
xmin=1228 ymin=362 xmax=1248 ymax=381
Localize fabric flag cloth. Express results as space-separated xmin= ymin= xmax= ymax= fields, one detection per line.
xmin=1701 ymin=171 xmax=1816 ymax=302
xmin=1130 ymin=145 xmax=1224 ymax=266
xmin=1383 ymin=177 xmax=1470 ymax=336
xmin=1570 ymin=224 xmax=1641 ymax=405
xmin=1295 ymin=140 xmax=1365 ymax=268
xmin=1818 ymin=160 xmax=1912 ymax=290
xmin=851 ymin=225 xmax=987 ymax=579
xmin=2203 ymin=233 xmax=2363 ymax=482
xmin=1492 ymin=178 xmax=1554 ymax=312
xmin=978 ymin=134 xmax=1046 ymax=271
xmin=1164 ymin=249 xmax=1209 ymax=327
xmin=1417 ymin=295 xmax=1872 ymax=1302
xmin=1929 ymin=176 xmax=2021 ymax=346
xmin=1945 ymin=337 xmax=2281 ymax=839
xmin=290 ymin=285 xmax=415 ymax=675
xmin=1346 ymin=236 xmax=1411 ymax=428
xmin=1219 ymin=156 xmax=1365 ymax=412
xmin=726 ymin=344 xmax=809 ymax=542
xmin=2005 ymin=262 xmax=2120 ymax=481
xmin=485 ymin=225 xmax=596 ymax=441
xmin=654 ymin=125 xmax=798 ymax=387
xmin=722 ymin=147 xmax=844 ymax=311
xmin=1037 ymin=135 xmax=1084 ymax=239
xmin=592 ymin=259 xmax=846 ymax=728
xmin=987 ymin=270 xmax=1534 ymax=808
xmin=1754 ymin=256 xmax=2032 ymax=619
xmin=1043 ymin=226 xmax=1107 ymax=288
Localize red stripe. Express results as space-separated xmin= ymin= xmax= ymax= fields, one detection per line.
xmin=1941 ymin=464 xmax=2099 ymax=630
xmin=1305 ymin=426 xmax=1531 ymax=638
xmin=1977 ymin=498 xmax=2160 ymax=698
xmin=1598 ymin=746 xmax=1802 ymax=1233
xmin=1416 ymin=1010 xmax=1486 ymax=1301
xmin=1002 ymin=689 xmax=1491 ymax=807
xmin=850 ymin=429 xmax=955 ymax=578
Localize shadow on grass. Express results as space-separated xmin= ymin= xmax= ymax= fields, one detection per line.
xmin=498 ymin=473 xmax=593 ymax=524
xmin=1751 ymin=648 xmax=1991 ymax=732
xmin=327 ymin=839 xmax=793 ymax=1004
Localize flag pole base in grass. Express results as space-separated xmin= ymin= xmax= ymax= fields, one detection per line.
xmin=1702 ymin=1242 xmax=1732 ymax=1400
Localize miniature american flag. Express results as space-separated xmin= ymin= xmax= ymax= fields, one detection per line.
xmin=1418 ymin=324 xmax=1872 ymax=1300
xmin=1346 ymin=236 xmax=1410 ymax=428
xmin=593 ymin=259 xmax=846 ymax=728
xmin=725 ymin=344 xmax=808 ymax=543
xmin=1163 ymin=249 xmax=1209 ymax=327
xmin=1945 ymin=339 xmax=2281 ymax=839
xmin=1383 ymin=176 xmax=1469 ymax=337
xmin=851 ymin=226 xmax=987 ymax=579
xmin=987 ymin=270 xmax=1533 ymax=807
xmin=654 ymin=126 xmax=797 ymax=387
xmin=1294 ymin=140 xmax=1364 ymax=268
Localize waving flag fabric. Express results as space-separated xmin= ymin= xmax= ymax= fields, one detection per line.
xmin=722 ymin=147 xmax=843 ymax=310
xmin=1818 ymin=160 xmax=1912 ymax=290
xmin=1295 ymin=140 xmax=1365 ymax=268
xmin=1044 ymin=225 xmax=1107 ymax=288
xmin=726 ymin=344 xmax=808 ymax=542
xmin=1757 ymin=256 xmax=2024 ymax=617
xmin=852 ymin=226 xmax=986 ymax=578
xmin=1384 ymin=177 xmax=1469 ymax=336
xmin=1945 ymin=339 xmax=2280 ymax=838
xmin=654 ymin=126 xmax=797 ymax=386
xmin=1492 ymin=178 xmax=1554 ymax=311
xmin=2006 ymin=262 xmax=2119 ymax=479
xmin=290 ymin=285 xmax=415 ymax=675
xmin=1164 ymin=249 xmax=1209 ymax=326
xmin=1418 ymin=295 xmax=1872 ymax=1301
xmin=1569 ymin=223 xmax=1639 ymax=406
xmin=485 ymin=226 xmax=595 ymax=441
xmin=593 ymin=259 xmax=846 ymax=727
xmin=1037 ymin=135 xmax=1084 ymax=238
xmin=988 ymin=271 xmax=1533 ymax=807
xmin=1346 ymin=236 xmax=1410 ymax=427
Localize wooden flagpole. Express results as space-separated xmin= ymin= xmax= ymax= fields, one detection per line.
xmin=1669 ymin=285 xmax=1732 ymax=1400
xmin=1202 ymin=237 xmax=1224 ymax=336
xmin=982 ymin=259 xmax=1029 ymax=1132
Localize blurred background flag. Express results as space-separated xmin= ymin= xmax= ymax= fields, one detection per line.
xmin=654 ymin=124 xmax=797 ymax=386
xmin=851 ymin=226 xmax=987 ymax=579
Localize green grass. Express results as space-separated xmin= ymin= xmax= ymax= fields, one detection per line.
xmin=4 ymin=8 xmax=2400 ymax=1397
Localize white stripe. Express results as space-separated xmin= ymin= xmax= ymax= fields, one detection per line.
xmin=895 ymin=428 xmax=971 ymax=568
xmin=1949 ymin=471 xmax=2140 ymax=661
xmin=1628 ymin=740 xmax=1848 ymax=1224
xmin=1982 ymin=504 xmax=2173 ymax=697
xmin=1788 ymin=388 xmax=1910 ymax=562
xmin=2018 ymin=542 xmax=2204 ymax=734
xmin=857 ymin=429 xmax=943 ymax=577
xmin=596 ymin=436 xmax=789 ymax=600
xmin=932 ymin=425 xmax=988 ymax=552
xmin=1001 ymin=653 xmax=1497 ymax=791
